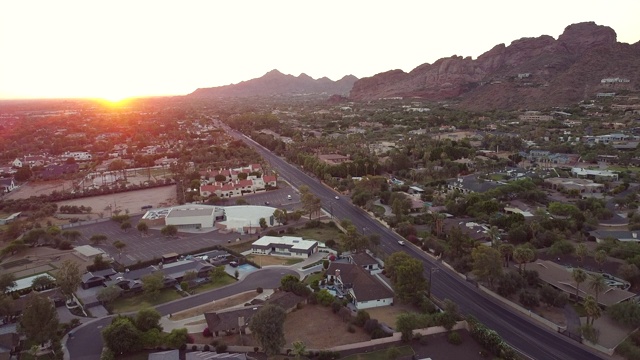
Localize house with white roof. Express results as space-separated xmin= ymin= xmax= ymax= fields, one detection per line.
xmin=251 ymin=236 xmax=318 ymax=258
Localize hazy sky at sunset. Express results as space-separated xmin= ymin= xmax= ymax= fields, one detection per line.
xmin=1 ymin=0 xmax=639 ymax=100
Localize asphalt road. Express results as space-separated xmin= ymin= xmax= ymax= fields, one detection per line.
xmin=231 ymin=128 xmax=606 ymax=360
xmin=67 ymin=268 xmax=298 ymax=360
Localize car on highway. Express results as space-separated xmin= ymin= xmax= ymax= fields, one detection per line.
xmin=287 ymin=195 xmax=292 ymax=200
xmin=398 ymin=240 xmax=405 ymax=246
xmin=335 ymin=195 xmax=339 ymax=200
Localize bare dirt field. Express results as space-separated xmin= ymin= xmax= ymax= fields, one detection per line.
xmin=55 ymin=186 xmax=177 ymax=217
xmin=5 ymin=180 xmax=75 ymax=200
xmin=246 ymin=255 xmax=302 ymax=267
xmin=283 ymin=304 xmax=370 ymax=348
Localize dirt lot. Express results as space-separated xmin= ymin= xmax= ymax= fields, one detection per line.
xmin=55 ymin=186 xmax=177 ymax=217
xmin=283 ymin=304 xmax=370 ymax=348
xmin=4 ymin=180 xmax=75 ymax=200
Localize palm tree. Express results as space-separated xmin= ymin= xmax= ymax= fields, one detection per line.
xmin=572 ymin=268 xmax=587 ymax=300
xmin=588 ymin=274 xmax=607 ymax=304
xmin=487 ymin=226 xmax=501 ymax=248
xmin=513 ymin=246 xmax=534 ymax=272
xmin=499 ymin=244 xmax=515 ymax=268
xmin=583 ymin=295 xmax=601 ymax=326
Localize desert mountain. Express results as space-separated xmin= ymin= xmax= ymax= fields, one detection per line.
xmin=350 ymin=22 xmax=640 ymax=110
xmin=189 ymin=70 xmax=358 ymax=98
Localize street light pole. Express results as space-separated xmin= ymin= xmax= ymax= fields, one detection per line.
xmin=428 ymin=267 xmax=439 ymax=299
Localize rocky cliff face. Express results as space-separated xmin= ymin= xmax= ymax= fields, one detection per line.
xmin=189 ymin=70 xmax=358 ymax=98
xmin=350 ymin=22 xmax=640 ymax=110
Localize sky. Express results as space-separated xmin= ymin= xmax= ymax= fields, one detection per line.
xmin=1 ymin=0 xmax=639 ymax=101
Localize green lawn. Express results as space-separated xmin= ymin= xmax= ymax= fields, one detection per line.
xmin=190 ymin=276 xmax=236 ymax=294
xmin=111 ymin=288 xmax=183 ymax=313
xmin=372 ymin=205 xmax=386 ymax=216
xmin=340 ymin=345 xmax=414 ymax=360
xmin=293 ymin=226 xmax=342 ymax=243
xmin=303 ymin=272 xmax=324 ymax=285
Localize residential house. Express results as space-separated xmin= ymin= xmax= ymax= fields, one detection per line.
xmin=0 ymin=178 xmax=17 ymax=193
xmin=251 ymin=236 xmax=318 ymax=258
xmin=571 ymin=168 xmax=618 ymax=181
xmin=325 ymin=263 xmax=394 ymax=310
xmin=204 ymin=306 xmax=261 ymax=337
xmin=104 ymin=259 xmax=213 ymax=293
xmin=543 ymin=177 xmax=604 ymax=194
xmin=349 ymin=252 xmax=382 ymax=275
xmin=81 ymin=268 xmax=117 ymax=289
xmin=442 ymin=219 xmax=491 ymax=242
xmin=589 ymin=230 xmax=640 ymax=243
xmin=531 ymin=260 xmax=635 ymax=307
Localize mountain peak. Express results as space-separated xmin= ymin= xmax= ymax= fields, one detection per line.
xmin=189 ymin=71 xmax=358 ymax=98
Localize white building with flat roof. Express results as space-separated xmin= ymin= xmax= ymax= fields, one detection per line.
xmin=165 ymin=206 xmax=217 ymax=229
xmin=217 ymin=205 xmax=276 ymax=234
xmin=251 ymin=236 xmax=318 ymax=258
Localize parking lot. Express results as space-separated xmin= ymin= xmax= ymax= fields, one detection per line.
xmin=67 ymin=184 xmax=303 ymax=266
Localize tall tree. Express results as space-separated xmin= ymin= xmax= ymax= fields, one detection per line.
xmin=113 ymin=240 xmax=126 ymax=260
xmin=498 ymin=244 xmax=515 ymax=268
xmin=56 ymin=260 xmax=81 ymax=300
xmin=385 ymin=252 xmax=427 ymax=304
xmin=513 ymin=245 xmax=535 ymax=272
xmin=583 ymin=296 xmax=601 ymax=326
xmin=90 ymin=234 xmax=108 ymax=245
xmin=594 ymin=250 xmax=607 ymax=271
xmin=0 ymin=273 xmax=16 ymax=293
xmin=487 ymin=226 xmax=501 ymax=247
xmin=575 ymin=243 xmax=588 ymax=265
xmin=135 ymin=308 xmax=163 ymax=332
xmin=572 ymin=268 xmax=587 ymax=299
xmin=137 ymin=221 xmax=149 ymax=236
xmin=19 ymin=293 xmax=59 ymax=345
xmin=588 ymin=274 xmax=607 ymax=304
xmin=249 ymin=304 xmax=287 ymax=356
xmin=472 ymin=246 xmax=503 ymax=288
xmin=102 ymin=316 xmax=142 ymax=354
xmin=61 ymin=230 xmax=81 ymax=242
xmin=141 ymin=272 xmax=164 ymax=300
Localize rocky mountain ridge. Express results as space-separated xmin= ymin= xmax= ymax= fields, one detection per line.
xmin=349 ymin=22 xmax=640 ymax=110
xmin=189 ymin=70 xmax=358 ymax=98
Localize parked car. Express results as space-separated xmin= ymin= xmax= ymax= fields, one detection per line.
xmin=229 ymin=261 xmax=239 ymax=267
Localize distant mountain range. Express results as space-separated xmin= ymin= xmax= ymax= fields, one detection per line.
xmin=188 ymin=22 xmax=639 ymax=110
xmin=189 ymin=70 xmax=358 ymax=98
xmin=350 ymin=22 xmax=640 ymax=110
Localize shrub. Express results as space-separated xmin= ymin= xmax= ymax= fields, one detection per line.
xmin=191 ymin=345 xmax=198 ymax=351
xmin=215 ymin=342 xmax=228 ymax=352
xmin=203 ymin=327 xmax=212 ymax=337
xmin=203 ymin=344 xmax=210 ymax=351
xmin=256 ymin=287 xmax=263 ymax=293
xmin=447 ymin=331 xmax=462 ymax=345
xmin=347 ymin=324 xmax=355 ymax=333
